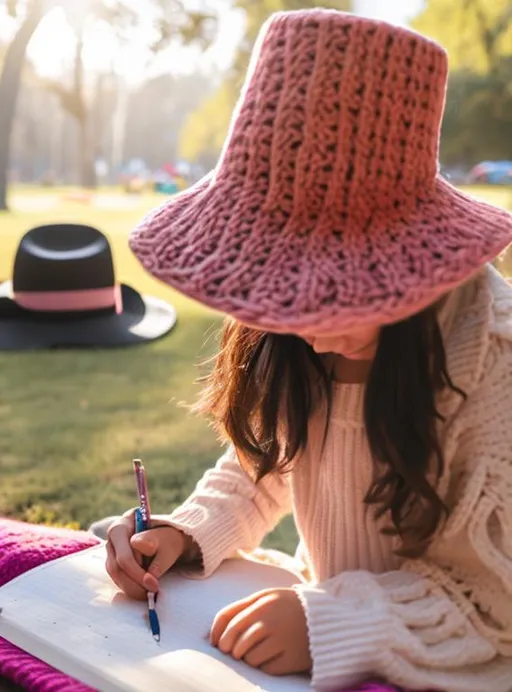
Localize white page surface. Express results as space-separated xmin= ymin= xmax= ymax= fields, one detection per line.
xmin=0 ymin=545 xmax=311 ymax=692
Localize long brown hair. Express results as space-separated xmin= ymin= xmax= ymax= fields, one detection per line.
xmin=196 ymin=307 xmax=465 ymax=557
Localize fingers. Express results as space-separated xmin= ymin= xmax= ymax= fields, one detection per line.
xmin=130 ymin=531 xmax=158 ymax=558
xmin=108 ymin=523 xmax=147 ymax=587
xmin=105 ymin=512 xmax=190 ymax=600
xmin=213 ymin=609 xmax=284 ymax=671
xmin=231 ymin=622 xmax=267 ymax=661
xmin=130 ymin=527 xmax=186 ymax=591
xmin=260 ymin=654 xmax=287 ymax=676
xmin=129 ymin=532 xmax=160 ymax=593
xmin=106 ymin=514 xmax=153 ymax=597
xmin=210 ymin=589 xmax=304 ymax=677
xmin=217 ymin=599 xmax=267 ymax=654
xmin=244 ymin=640 xmax=283 ymax=669
xmin=121 ymin=507 xmax=138 ymax=525
xmin=105 ymin=542 xmax=147 ymax=601
xmin=210 ymin=590 xmax=269 ymax=647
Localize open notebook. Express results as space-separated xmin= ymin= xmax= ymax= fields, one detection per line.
xmin=0 ymin=544 xmax=311 ymax=692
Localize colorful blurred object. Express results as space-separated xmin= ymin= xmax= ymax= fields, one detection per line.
xmin=155 ymin=180 xmax=179 ymax=194
xmin=468 ymin=161 xmax=512 ymax=185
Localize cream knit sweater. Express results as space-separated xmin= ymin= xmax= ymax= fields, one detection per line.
xmin=164 ymin=265 xmax=512 ymax=692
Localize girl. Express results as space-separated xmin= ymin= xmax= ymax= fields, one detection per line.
xmin=102 ymin=9 xmax=512 ymax=692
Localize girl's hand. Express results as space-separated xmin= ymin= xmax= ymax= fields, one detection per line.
xmin=105 ymin=510 xmax=194 ymax=600
xmin=210 ymin=588 xmax=312 ymax=676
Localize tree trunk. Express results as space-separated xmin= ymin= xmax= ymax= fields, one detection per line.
xmin=74 ymin=35 xmax=97 ymax=189
xmin=78 ymin=116 xmax=97 ymax=188
xmin=0 ymin=4 xmax=46 ymax=211
xmin=111 ymin=77 xmax=129 ymax=178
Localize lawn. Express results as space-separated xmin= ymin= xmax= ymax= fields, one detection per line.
xmin=0 ymin=185 xmax=511 ymax=554
xmin=0 ymin=187 xmax=298 ymax=551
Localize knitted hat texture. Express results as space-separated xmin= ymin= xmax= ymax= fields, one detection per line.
xmin=130 ymin=9 xmax=512 ymax=333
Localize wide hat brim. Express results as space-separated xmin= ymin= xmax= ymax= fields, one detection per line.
xmin=0 ymin=283 xmax=177 ymax=350
xmin=129 ymin=174 xmax=512 ymax=334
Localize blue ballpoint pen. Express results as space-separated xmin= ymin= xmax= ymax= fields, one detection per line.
xmin=133 ymin=458 xmax=161 ymax=643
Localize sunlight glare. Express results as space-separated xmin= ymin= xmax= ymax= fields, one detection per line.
xmin=23 ymin=1 xmax=424 ymax=85
xmin=27 ymin=8 xmax=76 ymax=78
xmin=27 ymin=6 xmax=148 ymax=83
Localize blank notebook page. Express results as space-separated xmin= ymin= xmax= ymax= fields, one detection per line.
xmin=0 ymin=545 xmax=311 ymax=692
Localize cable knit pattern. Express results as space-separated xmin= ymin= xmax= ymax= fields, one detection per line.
xmin=0 ymin=519 xmax=98 ymax=691
xmin=129 ymin=10 xmax=512 ymax=334
xmin=292 ymin=383 xmax=401 ymax=582
xmin=163 ymin=266 xmax=512 ymax=692
xmin=164 ymin=450 xmax=292 ymax=579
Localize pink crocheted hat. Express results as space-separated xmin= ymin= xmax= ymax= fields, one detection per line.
xmin=130 ymin=9 xmax=512 ymax=333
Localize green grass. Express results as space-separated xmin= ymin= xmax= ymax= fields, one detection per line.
xmin=0 ymin=185 xmax=510 ymax=554
xmin=0 ymin=188 xmax=297 ymax=550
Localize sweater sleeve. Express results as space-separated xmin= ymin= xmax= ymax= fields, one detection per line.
xmin=155 ymin=445 xmax=292 ymax=577
xmin=294 ymin=336 xmax=512 ymax=692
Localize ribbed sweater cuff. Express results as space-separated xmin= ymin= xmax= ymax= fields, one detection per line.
xmin=294 ymin=576 xmax=394 ymax=690
xmin=158 ymin=502 xmax=262 ymax=578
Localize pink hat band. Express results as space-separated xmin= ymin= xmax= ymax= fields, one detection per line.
xmin=13 ymin=285 xmax=123 ymax=314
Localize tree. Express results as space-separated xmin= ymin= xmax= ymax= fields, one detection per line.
xmin=44 ymin=19 xmax=98 ymax=187
xmin=124 ymin=72 xmax=212 ymax=170
xmin=179 ymin=0 xmax=353 ymax=165
xmin=179 ymin=81 xmax=233 ymax=169
xmin=0 ymin=0 xmax=57 ymax=210
xmin=7 ymin=65 xmax=210 ymax=185
xmin=440 ymin=66 xmax=512 ymax=165
xmin=0 ymin=0 xmax=217 ymax=208
xmin=412 ymin=0 xmax=512 ymax=75
xmin=413 ymin=0 xmax=512 ymax=165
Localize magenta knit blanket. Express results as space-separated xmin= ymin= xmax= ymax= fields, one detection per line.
xmin=0 ymin=519 xmax=423 ymax=692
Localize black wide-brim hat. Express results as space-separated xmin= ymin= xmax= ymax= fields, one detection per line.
xmin=0 ymin=223 xmax=177 ymax=351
